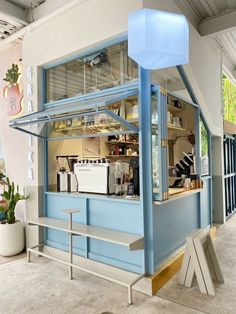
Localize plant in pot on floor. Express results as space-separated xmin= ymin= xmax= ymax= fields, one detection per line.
xmin=0 ymin=177 xmax=29 ymax=256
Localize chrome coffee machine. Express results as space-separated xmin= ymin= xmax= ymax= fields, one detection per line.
xmin=74 ymin=159 xmax=130 ymax=195
xmin=114 ymin=161 xmax=130 ymax=195
xmin=56 ymin=155 xmax=79 ymax=192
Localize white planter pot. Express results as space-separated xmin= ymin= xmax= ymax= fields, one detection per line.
xmin=0 ymin=220 xmax=25 ymax=256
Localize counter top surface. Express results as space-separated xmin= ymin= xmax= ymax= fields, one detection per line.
xmin=45 ymin=191 xmax=141 ymax=203
xmin=154 ymin=188 xmax=203 ymax=205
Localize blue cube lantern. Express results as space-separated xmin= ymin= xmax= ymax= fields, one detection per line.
xmin=128 ymin=9 xmax=189 ymax=70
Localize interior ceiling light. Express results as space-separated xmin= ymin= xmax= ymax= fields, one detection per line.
xmin=128 ymin=9 xmax=189 ymax=70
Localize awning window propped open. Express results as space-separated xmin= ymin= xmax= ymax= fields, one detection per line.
xmin=9 ymin=88 xmax=139 ymax=140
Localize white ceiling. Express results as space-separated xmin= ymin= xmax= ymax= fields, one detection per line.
xmin=0 ymin=0 xmax=45 ymax=41
xmin=6 ymin=0 xmax=45 ymax=9
xmin=174 ymin=0 xmax=236 ymax=82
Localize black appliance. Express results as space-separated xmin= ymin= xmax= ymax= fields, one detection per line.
xmin=129 ymin=157 xmax=139 ymax=196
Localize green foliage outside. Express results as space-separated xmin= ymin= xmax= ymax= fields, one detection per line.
xmin=223 ymin=73 xmax=236 ymax=124
xmin=200 ymin=120 xmax=208 ymax=157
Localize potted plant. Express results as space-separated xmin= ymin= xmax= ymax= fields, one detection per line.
xmin=0 ymin=177 xmax=29 ymax=256
xmin=3 ymin=63 xmax=23 ymax=116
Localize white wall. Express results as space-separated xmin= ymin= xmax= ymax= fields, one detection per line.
xmin=0 ymin=44 xmax=28 ymax=220
xmin=23 ymin=0 xmax=143 ymax=66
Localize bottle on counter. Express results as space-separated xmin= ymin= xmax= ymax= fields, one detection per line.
xmin=184 ymin=178 xmax=191 ymax=191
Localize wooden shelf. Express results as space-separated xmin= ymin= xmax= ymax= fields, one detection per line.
xmin=168 ymin=124 xmax=186 ymax=131
xmin=105 ymin=141 xmax=138 ymax=145
xmin=106 ymin=155 xmax=139 ymax=157
xmin=27 ymin=217 xmax=144 ymax=250
xmin=54 ymin=119 xmax=139 ymax=133
xmin=55 ymin=122 xmax=121 ymax=132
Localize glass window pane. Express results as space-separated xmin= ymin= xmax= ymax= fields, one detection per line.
xmin=15 ymin=96 xmax=139 ymax=140
xmin=200 ymin=119 xmax=209 ymax=176
xmin=46 ymin=41 xmax=138 ymax=102
xmin=152 ymin=94 xmax=159 ymax=194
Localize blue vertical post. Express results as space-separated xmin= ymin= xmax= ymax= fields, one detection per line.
xmin=139 ymin=66 xmax=154 ymax=274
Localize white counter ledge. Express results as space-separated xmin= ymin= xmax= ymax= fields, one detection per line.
xmin=154 ymin=188 xmax=203 ymax=205
xmin=45 ymin=191 xmax=141 ymax=204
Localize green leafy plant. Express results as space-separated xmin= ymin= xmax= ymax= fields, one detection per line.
xmin=3 ymin=64 xmax=21 ymax=86
xmin=223 ymin=73 xmax=236 ymax=124
xmin=0 ymin=177 xmax=29 ymax=224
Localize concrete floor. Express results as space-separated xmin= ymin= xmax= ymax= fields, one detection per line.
xmin=0 ymin=215 xmax=236 ymax=314
xmin=157 ymin=214 xmax=236 ymax=314
xmin=0 ymin=251 xmax=26 ymax=265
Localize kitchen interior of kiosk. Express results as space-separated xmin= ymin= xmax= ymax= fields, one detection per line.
xmin=152 ymin=67 xmax=197 ymax=196
xmin=47 ymin=97 xmax=140 ymax=196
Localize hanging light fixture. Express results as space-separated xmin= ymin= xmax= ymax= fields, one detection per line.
xmin=128 ymin=9 xmax=189 ymax=70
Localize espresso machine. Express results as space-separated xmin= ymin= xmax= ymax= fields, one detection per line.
xmin=56 ymin=155 xmax=79 ymax=192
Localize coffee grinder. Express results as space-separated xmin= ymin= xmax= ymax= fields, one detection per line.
xmin=114 ymin=161 xmax=124 ymax=195
xmin=56 ymin=156 xmax=68 ymax=192
xmin=67 ymin=156 xmax=79 ymax=192
xmin=56 ymin=155 xmax=79 ymax=192
xmin=129 ymin=157 xmax=140 ymax=196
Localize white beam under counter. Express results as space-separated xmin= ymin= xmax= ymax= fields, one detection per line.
xmin=45 ymin=191 xmax=140 ymax=204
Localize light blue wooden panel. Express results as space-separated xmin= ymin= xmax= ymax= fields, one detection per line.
xmin=88 ymin=198 xmax=143 ymax=233
xmin=45 ymin=193 xmax=144 ymax=272
xmin=200 ymin=178 xmax=211 ymax=228
xmin=153 ymin=193 xmax=200 ymax=271
xmin=88 ymin=198 xmax=144 ymax=272
xmin=45 ymin=193 xmax=87 ymax=255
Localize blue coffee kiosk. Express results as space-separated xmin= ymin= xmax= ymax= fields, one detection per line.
xmin=9 ymin=10 xmax=212 ymax=303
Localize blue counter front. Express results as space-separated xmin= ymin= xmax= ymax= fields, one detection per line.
xmin=44 ymin=192 xmax=144 ymax=273
xmin=44 ymin=177 xmax=211 ymax=275
xmin=152 ymin=177 xmax=211 ymax=272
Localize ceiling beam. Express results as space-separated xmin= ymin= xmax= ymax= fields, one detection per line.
xmin=200 ymin=10 xmax=236 ymax=37
xmin=0 ymin=0 xmax=28 ymax=25
xmin=31 ymin=0 xmax=72 ymax=21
